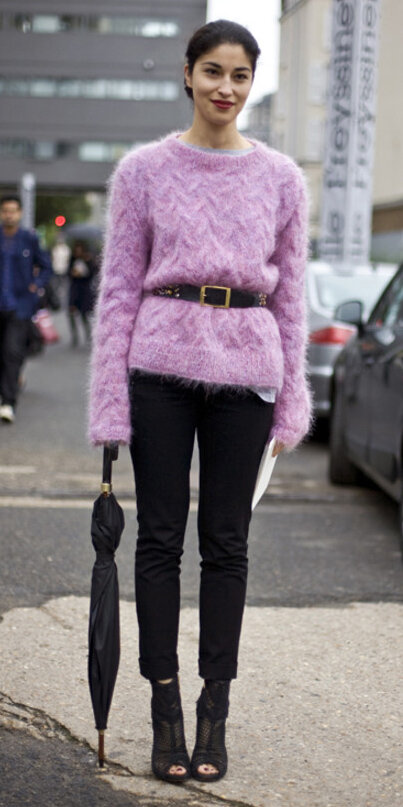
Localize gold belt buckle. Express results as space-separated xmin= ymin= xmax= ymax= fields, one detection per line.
xmin=200 ymin=285 xmax=231 ymax=308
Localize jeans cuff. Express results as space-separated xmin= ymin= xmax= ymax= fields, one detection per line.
xmin=139 ymin=657 xmax=179 ymax=681
xmin=199 ymin=662 xmax=237 ymax=680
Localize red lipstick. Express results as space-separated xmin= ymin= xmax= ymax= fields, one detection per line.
xmin=212 ymin=100 xmax=234 ymax=110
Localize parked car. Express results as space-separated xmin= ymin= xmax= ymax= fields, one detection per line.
xmin=307 ymin=261 xmax=396 ymax=419
xmin=329 ymin=263 xmax=403 ymax=547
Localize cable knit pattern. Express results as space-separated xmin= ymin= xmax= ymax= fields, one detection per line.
xmin=89 ymin=132 xmax=311 ymax=448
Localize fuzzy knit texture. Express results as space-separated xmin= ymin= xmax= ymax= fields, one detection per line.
xmin=88 ymin=132 xmax=311 ymax=449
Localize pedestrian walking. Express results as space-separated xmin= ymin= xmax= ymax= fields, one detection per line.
xmin=67 ymin=241 xmax=96 ymax=346
xmin=89 ymin=19 xmax=311 ymax=784
xmin=51 ymin=234 xmax=71 ymax=300
xmin=0 ymin=194 xmax=52 ymax=423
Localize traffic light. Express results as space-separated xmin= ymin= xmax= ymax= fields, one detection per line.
xmin=55 ymin=215 xmax=66 ymax=227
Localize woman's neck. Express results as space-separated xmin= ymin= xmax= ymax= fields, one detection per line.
xmin=179 ymin=118 xmax=250 ymax=151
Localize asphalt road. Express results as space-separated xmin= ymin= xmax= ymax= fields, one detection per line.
xmin=1 ymin=311 xmax=402 ymax=806
xmin=0 ymin=486 xmax=402 ymax=618
xmin=0 ymin=312 xmax=402 ymax=617
xmin=1 ymin=723 xmax=218 ymax=807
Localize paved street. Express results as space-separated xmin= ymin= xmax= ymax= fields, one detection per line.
xmin=0 ymin=311 xmax=403 ymax=807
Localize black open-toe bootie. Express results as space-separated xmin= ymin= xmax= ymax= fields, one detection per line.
xmin=190 ymin=679 xmax=230 ymax=782
xmin=151 ymin=677 xmax=191 ymax=784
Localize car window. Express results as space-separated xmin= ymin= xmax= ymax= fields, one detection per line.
xmin=314 ymin=273 xmax=392 ymax=313
xmin=370 ymin=268 xmax=403 ymax=328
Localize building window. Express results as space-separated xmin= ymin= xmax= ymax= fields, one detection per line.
xmin=0 ymin=139 xmax=71 ymax=160
xmin=0 ymin=139 xmax=138 ymax=163
xmin=78 ymin=143 xmax=138 ymax=162
xmin=33 ymin=141 xmax=56 ymax=160
xmin=10 ymin=14 xmax=179 ymax=37
xmin=14 ymin=14 xmax=75 ymax=33
xmin=0 ymin=78 xmax=179 ymax=102
xmin=0 ymin=139 xmax=29 ymax=157
xmin=89 ymin=17 xmax=179 ymax=37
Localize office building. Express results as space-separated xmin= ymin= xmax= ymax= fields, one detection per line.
xmin=0 ymin=0 xmax=206 ymax=190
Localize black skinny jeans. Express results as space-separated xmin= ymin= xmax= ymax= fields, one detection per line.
xmin=129 ymin=371 xmax=274 ymax=682
xmin=0 ymin=311 xmax=29 ymax=406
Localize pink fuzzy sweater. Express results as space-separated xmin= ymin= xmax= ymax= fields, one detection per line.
xmin=88 ymin=133 xmax=311 ymax=448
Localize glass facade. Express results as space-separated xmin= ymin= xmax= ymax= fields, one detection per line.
xmin=0 ymin=2 xmax=205 ymax=179
xmin=0 ymin=139 xmax=137 ymax=162
xmin=0 ymin=139 xmax=65 ymax=160
xmin=78 ymin=142 xmax=145 ymax=161
xmin=0 ymin=78 xmax=179 ymax=101
xmin=7 ymin=14 xmax=179 ymax=37
xmin=89 ymin=17 xmax=179 ymax=37
xmin=14 ymin=14 xmax=76 ymax=32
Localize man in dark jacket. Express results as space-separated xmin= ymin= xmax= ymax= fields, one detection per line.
xmin=0 ymin=194 xmax=52 ymax=423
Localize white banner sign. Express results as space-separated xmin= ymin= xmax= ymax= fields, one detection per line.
xmin=319 ymin=0 xmax=382 ymax=264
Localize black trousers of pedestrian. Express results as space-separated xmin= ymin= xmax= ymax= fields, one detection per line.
xmin=129 ymin=371 xmax=274 ymax=682
xmin=0 ymin=311 xmax=29 ymax=406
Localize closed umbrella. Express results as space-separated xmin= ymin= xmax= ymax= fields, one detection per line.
xmin=88 ymin=443 xmax=124 ymax=767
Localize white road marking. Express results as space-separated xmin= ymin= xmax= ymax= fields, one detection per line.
xmin=0 ymin=465 xmax=37 ymax=474
xmin=0 ymin=496 xmax=200 ymax=512
xmin=53 ymin=473 xmax=110 ymax=484
xmin=0 ymin=496 xmax=125 ymax=510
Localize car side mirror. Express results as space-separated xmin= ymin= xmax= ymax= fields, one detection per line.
xmin=334 ymin=300 xmax=364 ymax=329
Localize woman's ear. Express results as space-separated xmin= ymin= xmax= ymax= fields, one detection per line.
xmin=184 ymin=63 xmax=192 ymax=91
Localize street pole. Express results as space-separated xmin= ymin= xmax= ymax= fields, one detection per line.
xmin=318 ymin=0 xmax=382 ymax=266
xmin=20 ymin=172 xmax=36 ymax=230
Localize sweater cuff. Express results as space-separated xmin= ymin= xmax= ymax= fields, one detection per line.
xmin=270 ymin=423 xmax=308 ymax=452
xmin=88 ymin=423 xmax=131 ymax=447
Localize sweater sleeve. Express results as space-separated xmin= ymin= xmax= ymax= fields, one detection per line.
xmin=269 ymin=172 xmax=312 ymax=450
xmin=88 ymin=163 xmax=149 ymax=445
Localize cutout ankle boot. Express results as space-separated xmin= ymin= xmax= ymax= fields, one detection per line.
xmin=191 ymin=679 xmax=230 ymax=782
xmin=151 ymin=677 xmax=190 ymax=784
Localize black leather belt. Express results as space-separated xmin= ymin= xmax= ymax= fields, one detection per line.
xmin=151 ymin=284 xmax=268 ymax=309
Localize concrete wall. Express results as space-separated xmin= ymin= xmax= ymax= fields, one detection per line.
xmin=271 ymin=0 xmax=331 ymax=239
xmin=372 ymin=0 xmax=403 ymax=207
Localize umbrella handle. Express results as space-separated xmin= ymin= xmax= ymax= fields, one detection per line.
xmin=102 ymin=443 xmax=119 ymax=494
xmin=98 ymin=730 xmax=105 ymax=767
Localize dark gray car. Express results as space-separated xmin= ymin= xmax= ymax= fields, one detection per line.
xmin=307 ymin=261 xmax=396 ymax=419
xmin=329 ymin=263 xmax=403 ymax=548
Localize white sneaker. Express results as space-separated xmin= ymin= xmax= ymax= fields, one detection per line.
xmin=0 ymin=404 xmax=15 ymax=423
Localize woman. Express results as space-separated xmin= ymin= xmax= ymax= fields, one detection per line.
xmin=89 ymin=19 xmax=311 ymax=785
xmin=68 ymin=241 xmax=96 ymax=346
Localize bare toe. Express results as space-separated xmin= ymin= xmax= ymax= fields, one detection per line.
xmin=169 ymin=765 xmax=187 ymax=776
xmin=198 ymin=763 xmax=218 ymax=775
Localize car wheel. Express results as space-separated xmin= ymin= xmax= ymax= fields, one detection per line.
xmin=329 ymin=382 xmax=360 ymax=485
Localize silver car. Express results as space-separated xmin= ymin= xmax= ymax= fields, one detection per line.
xmin=306 ymin=261 xmax=396 ymax=419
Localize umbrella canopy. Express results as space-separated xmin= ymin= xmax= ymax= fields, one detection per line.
xmin=65 ymin=223 xmax=103 ymax=244
xmin=88 ymin=444 xmax=124 ymax=766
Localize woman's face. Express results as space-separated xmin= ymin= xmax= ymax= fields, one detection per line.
xmin=185 ymin=42 xmax=254 ymax=128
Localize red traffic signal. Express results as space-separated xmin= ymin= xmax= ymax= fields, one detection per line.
xmin=55 ymin=215 xmax=66 ymax=227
